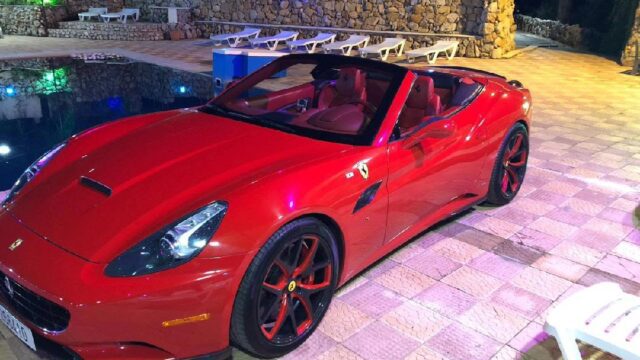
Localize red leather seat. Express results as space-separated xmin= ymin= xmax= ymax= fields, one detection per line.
xmin=398 ymin=76 xmax=441 ymax=131
xmin=317 ymin=67 xmax=367 ymax=109
xmin=292 ymin=68 xmax=370 ymax=133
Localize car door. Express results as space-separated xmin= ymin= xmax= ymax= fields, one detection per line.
xmin=384 ymin=108 xmax=487 ymax=244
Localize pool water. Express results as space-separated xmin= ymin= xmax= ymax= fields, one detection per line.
xmin=0 ymin=57 xmax=212 ymax=190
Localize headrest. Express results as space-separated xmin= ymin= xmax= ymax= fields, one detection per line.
xmin=406 ymin=76 xmax=434 ymax=108
xmin=451 ymin=77 xmax=480 ymax=106
xmin=460 ymin=77 xmax=475 ymax=85
xmin=336 ymin=68 xmax=366 ymax=97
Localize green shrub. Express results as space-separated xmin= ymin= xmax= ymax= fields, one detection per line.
xmin=0 ymin=0 xmax=60 ymax=6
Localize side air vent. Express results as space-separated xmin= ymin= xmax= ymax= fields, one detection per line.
xmin=353 ymin=181 xmax=383 ymax=214
xmin=80 ymin=176 xmax=112 ymax=197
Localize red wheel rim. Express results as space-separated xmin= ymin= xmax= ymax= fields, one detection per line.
xmin=500 ymin=133 xmax=528 ymax=197
xmin=258 ymin=234 xmax=333 ymax=344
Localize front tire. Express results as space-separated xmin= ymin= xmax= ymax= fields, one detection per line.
xmin=231 ymin=218 xmax=339 ymax=358
xmin=486 ymin=123 xmax=529 ymax=205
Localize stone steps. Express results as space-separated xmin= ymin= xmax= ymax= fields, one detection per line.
xmin=50 ymin=21 xmax=164 ymax=41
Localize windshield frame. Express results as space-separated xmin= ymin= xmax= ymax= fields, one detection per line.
xmin=204 ymin=54 xmax=409 ymax=146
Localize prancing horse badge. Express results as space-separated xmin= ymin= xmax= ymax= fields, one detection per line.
xmin=357 ymin=162 xmax=369 ymax=180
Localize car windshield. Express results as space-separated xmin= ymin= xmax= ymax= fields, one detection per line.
xmin=203 ymin=54 xmax=407 ymax=145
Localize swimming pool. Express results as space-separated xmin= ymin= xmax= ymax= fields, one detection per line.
xmin=0 ymin=56 xmax=212 ymax=190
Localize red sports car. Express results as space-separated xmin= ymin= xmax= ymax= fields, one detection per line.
xmin=0 ymin=54 xmax=531 ymax=359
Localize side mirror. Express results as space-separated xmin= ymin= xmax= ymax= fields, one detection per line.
xmin=403 ymin=120 xmax=456 ymax=149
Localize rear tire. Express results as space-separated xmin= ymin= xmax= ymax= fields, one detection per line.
xmin=486 ymin=123 xmax=529 ymax=205
xmin=230 ymin=218 xmax=339 ymax=359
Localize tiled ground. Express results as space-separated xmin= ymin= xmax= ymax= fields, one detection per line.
xmin=0 ymin=33 xmax=640 ymax=360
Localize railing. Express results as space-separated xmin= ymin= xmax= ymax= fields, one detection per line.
xmin=195 ymin=20 xmax=479 ymax=39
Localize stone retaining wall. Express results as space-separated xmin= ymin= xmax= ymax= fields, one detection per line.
xmin=515 ymin=14 xmax=585 ymax=48
xmin=49 ymin=21 xmax=165 ymax=40
xmin=64 ymin=0 xmax=123 ymax=13
xmin=125 ymin=0 xmax=516 ymax=58
xmin=1 ymin=0 xmax=517 ymax=58
xmin=0 ymin=5 xmax=69 ymax=36
xmin=622 ymin=4 xmax=640 ymax=66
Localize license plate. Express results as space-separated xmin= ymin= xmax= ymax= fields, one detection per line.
xmin=0 ymin=303 xmax=36 ymax=351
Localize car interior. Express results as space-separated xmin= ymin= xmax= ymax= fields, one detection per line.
xmin=221 ymin=65 xmax=481 ymax=137
xmin=397 ymin=72 xmax=482 ymax=135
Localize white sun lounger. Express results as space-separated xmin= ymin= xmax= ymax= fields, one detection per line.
xmin=249 ymin=31 xmax=299 ymax=51
xmin=210 ymin=27 xmax=261 ymax=47
xmin=359 ymin=37 xmax=406 ymax=62
xmin=406 ymin=40 xmax=459 ymax=64
xmin=544 ymin=282 xmax=640 ymax=360
xmin=120 ymin=9 xmax=140 ymax=23
xmin=78 ymin=7 xmax=107 ymax=21
xmin=323 ymin=35 xmax=370 ymax=55
xmin=100 ymin=8 xmax=139 ymax=24
xmin=287 ymin=33 xmax=336 ymax=53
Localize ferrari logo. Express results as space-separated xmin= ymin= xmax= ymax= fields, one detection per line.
xmin=357 ymin=162 xmax=369 ymax=180
xmin=8 ymin=239 xmax=22 ymax=251
xmin=288 ymin=281 xmax=297 ymax=292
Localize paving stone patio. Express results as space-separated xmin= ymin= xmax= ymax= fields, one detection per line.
xmin=0 ymin=33 xmax=639 ymax=359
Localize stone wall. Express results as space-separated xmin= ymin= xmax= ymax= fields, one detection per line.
xmin=49 ymin=21 xmax=165 ymax=40
xmin=0 ymin=5 xmax=45 ymax=37
xmin=64 ymin=0 xmax=123 ymax=13
xmin=622 ymin=4 xmax=640 ymax=66
xmin=0 ymin=5 xmax=69 ymax=36
xmin=516 ymin=14 xmax=585 ymax=48
xmin=185 ymin=0 xmax=516 ymax=58
xmin=483 ymin=0 xmax=517 ymax=58
xmin=44 ymin=6 xmax=71 ymax=29
xmin=0 ymin=0 xmax=517 ymax=58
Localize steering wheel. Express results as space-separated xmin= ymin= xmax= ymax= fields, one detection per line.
xmin=347 ymin=99 xmax=377 ymax=117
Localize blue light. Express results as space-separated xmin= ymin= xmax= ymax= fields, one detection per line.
xmin=107 ymin=96 xmax=123 ymax=110
xmin=5 ymin=86 xmax=15 ymax=96
xmin=178 ymin=86 xmax=187 ymax=94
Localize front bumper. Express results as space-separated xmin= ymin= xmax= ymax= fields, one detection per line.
xmin=0 ymin=210 xmax=243 ymax=359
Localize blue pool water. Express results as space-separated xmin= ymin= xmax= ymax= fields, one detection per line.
xmin=0 ymin=57 xmax=212 ymax=190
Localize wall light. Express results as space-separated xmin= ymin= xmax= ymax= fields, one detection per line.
xmin=0 ymin=144 xmax=11 ymax=156
xmin=5 ymin=86 xmax=15 ymax=96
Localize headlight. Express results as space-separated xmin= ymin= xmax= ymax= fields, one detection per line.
xmin=2 ymin=143 xmax=66 ymax=206
xmin=105 ymin=201 xmax=228 ymax=277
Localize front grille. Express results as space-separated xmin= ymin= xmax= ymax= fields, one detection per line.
xmin=0 ymin=271 xmax=70 ymax=332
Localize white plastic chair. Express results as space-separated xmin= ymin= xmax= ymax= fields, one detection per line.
xmin=545 ymin=282 xmax=640 ymax=360
xmin=323 ymin=35 xmax=370 ymax=55
xmin=78 ymin=7 xmax=107 ymax=21
xmin=286 ymin=33 xmax=336 ymax=53
xmin=249 ymin=31 xmax=299 ymax=51
xmin=359 ymin=37 xmax=406 ymax=62
xmin=210 ymin=27 xmax=261 ymax=47
xmin=406 ymin=40 xmax=459 ymax=64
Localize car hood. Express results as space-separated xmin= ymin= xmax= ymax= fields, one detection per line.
xmin=9 ymin=109 xmax=349 ymax=263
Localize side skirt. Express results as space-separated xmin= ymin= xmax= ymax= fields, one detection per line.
xmin=338 ymin=195 xmax=486 ymax=285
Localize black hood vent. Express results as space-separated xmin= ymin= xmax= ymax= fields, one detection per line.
xmin=80 ymin=176 xmax=112 ymax=197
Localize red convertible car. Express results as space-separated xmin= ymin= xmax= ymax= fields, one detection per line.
xmin=0 ymin=54 xmax=531 ymax=359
